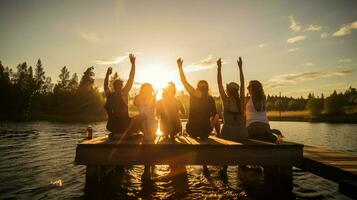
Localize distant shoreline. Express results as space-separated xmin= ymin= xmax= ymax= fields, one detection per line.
xmin=267 ymin=111 xmax=357 ymax=124
xmin=1 ymin=111 xmax=357 ymax=124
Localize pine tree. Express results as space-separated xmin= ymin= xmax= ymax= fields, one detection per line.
xmin=68 ymin=73 xmax=79 ymax=92
xmin=34 ymin=59 xmax=45 ymax=90
xmin=58 ymin=66 xmax=70 ymax=88
xmin=79 ymin=66 xmax=95 ymax=91
xmin=15 ymin=62 xmax=28 ymax=91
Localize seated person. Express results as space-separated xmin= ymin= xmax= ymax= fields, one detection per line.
xmin=157 ymin=82 xmax=185 ymax=139
xmin=245 ymin=80 xmax=284 ymax=142
xmin=104 ymin=54 xmax=144 ymax=140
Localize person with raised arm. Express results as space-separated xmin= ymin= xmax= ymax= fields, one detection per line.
xmin=104 ymin=53 xmax=145 ymax=140
xmin=217 ymin=57 xmax=249 ymax=181
xmin=177 ymin=58 xmax=220 ymax=177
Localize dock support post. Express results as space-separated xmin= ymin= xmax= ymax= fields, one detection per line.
xmin=84 ymin=165 xmax=101 ymax=199
xmin=264 ymin=165 xmax=294 ymax=199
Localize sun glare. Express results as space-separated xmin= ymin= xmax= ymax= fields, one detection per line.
xmin=137 ymin=62 xmax=180 ymax=99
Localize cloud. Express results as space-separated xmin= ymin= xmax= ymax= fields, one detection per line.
xmin=305 ymin=25 xmax=322 ymax=32
xmin=288 ymin=48 xmax=299 ymax=52
xmin=289 ymin=16 xmax=301 ymax=32
xmin=78 ymin=30 xmax=100 ymax=43
xmin=184 ymin=55 xmax=229 ymax=72
xmin=93 ymin=55 xmax=127 ymax=65
xmin=258 ymin=44 xmax=267 ymax=48
xmin=266 ymin=68 xmax=354 ymax=89
xmin=287 ymin=35 xmax=307 ymax=43
xmin=339 ymin=58 xmax=352 ymax=63
xmin=320 ymin=33 xmax=328 ymax=38
xmin=333 ymin=20 xmax=357 ymax=37
xmin=303 ymin=62 xmax=314 ymax=66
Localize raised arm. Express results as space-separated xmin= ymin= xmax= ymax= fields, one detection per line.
xmin=104 ymin=67 xmax=112 ymax=96
xmin=217 ymin=58 xmax=228 ymax=101
xmin=123 ymin=53 xmax=136 ymax=93
xmin=178 ymin=100 xmax=186 ymax=116
xmin=177 ymin=58 xmax=195 ymax=95
xmin=238 ymin=57 xmax=245 ymax=113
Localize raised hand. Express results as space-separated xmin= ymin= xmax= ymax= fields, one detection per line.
xmin=106 ymin=67 xmax=113 ymax=75
xmin=237 ymin=56 xmax=243 ymax=68
xmin=129 ymin=53 xmax=136 ymax=66
xmin=177 ymin=58 xmax=183 ymax=69
xmin=217 ymin=58 xmax=222 ymax=70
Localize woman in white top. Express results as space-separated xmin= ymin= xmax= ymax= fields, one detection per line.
xmin=246 ymin=80 xmax=282 ymax=142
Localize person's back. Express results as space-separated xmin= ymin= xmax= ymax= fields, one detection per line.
xmin=157 ymin=97 xmax=184 ymax=137
xmin=157 ymin=83 xmax=185 ymax=138
xmin=245 ymin=80 xmax=277 ymax=143
xmin=221 ymin=100 xmax=248 ymax=141
xmin=187 ymin=94 xmax=216 ymax=139
xmin=134 ymin=83 xmax=157 ymax=142
xmin=245 ymin=97 xmax=269 ymax=127
xmin=217 ymin=58 xmax=248 ymax=141
xmin=103 ymin=54 xmax=147 ymax=141
xmin=105 ymin=90 xmax=130 ymax=133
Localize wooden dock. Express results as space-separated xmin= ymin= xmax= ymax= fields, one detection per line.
xmin=75 ymin=135 xmax=303 ymax=199
xmin=298 ymin=145 xmax=357 ymax=199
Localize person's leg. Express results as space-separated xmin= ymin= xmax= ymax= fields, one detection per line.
xmin=127 ymin=114 xmax=146 ymax=136
xmin=247 ymin=122 xmax=267 ymax=140
xmin=210 ymin=114 xmax=221 ymax=136
xmin=220 ymin=165 xmax=228 ymax=183
xmin=203 ymin=165 xmax=210 ymax=178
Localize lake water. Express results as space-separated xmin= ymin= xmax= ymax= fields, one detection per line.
xmin=0 ymin=121 xmax=356 ymax=199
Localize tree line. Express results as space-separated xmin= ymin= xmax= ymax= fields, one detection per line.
xmin=266 ymin=88 xmax=357 ymax=116
xmin=0 ymin=59 xmax=356 ymax=120
xmin=0 ymin=59 xmax=105 ymax=120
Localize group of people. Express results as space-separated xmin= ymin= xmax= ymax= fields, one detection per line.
xmin=103 ymin=53 xmax=283 ymax=179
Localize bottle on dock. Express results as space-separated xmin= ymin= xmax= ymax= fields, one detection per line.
xmin=86 ymin=125 xmax=93 ymax=140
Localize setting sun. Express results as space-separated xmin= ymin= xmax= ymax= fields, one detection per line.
xmin=136 ymin=62 xmax=180 ymax=98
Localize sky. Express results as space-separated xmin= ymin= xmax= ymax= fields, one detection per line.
xmin=0 ymin=0 xmax=356 ymax=97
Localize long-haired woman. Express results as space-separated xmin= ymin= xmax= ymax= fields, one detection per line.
xmin=177 ymin=58 xmax=220 ymax=178
xmin=134 ymin=83 xmax=158 ymax=142
xmin=217 ymin=57 xmax=248 ymax=141
xmin=217 ymin=57 xmax=248 ymax=181
xmin=134 ymin=83 xmax=158 ymax=180
xmin=246 ymin=80 xmax=281 ymax=142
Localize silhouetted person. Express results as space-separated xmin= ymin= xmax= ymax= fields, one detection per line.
xmin=134 ymin=83 xmax=158 ymax=180
xmin=177 ymin=58 xmax=220 ymax=177
xmin=217 ymin=57 xmax=248 ymax=181
xmin=134 ymin=83 xmax=158 ymax=142
xmin=104 ymin=53 xmax=145 ymax=140
xmin=157 ymin=82 xmax=185 ymax=139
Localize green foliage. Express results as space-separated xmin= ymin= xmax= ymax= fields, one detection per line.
xmin=34 ymin=59 xmax=45 ymax=90
xmin=265 ymin=101 xmax=275 ymax=111
xmin=79 ymin=66 xmax=95 ymax=91
xmin=306 ymin=97 xmax=324 ymax=116
xmin=0 ymin=58 xmax=356 ymax=120
xmin=324 ymin=91 xmax=347 ymax=114
xmin=0 ymin=60 xmax=105 ymax=120
xmin=274 ymin=99 xmax=284 ymax=111
xmin=288 ymin=100 xmax=300 ymax=111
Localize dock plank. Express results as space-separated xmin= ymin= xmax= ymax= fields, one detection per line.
xmin=298 ymin=145 xmax=357 ymax=198
xmin=75 ymin=135 xmax=303 ymax=166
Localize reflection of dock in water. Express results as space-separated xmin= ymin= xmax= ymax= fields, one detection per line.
xmin=299 ymin=145 xmax=357 ymax=199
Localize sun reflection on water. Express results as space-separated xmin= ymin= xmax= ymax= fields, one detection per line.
xmin=50 ymin=179 xmax=63 ymax=187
